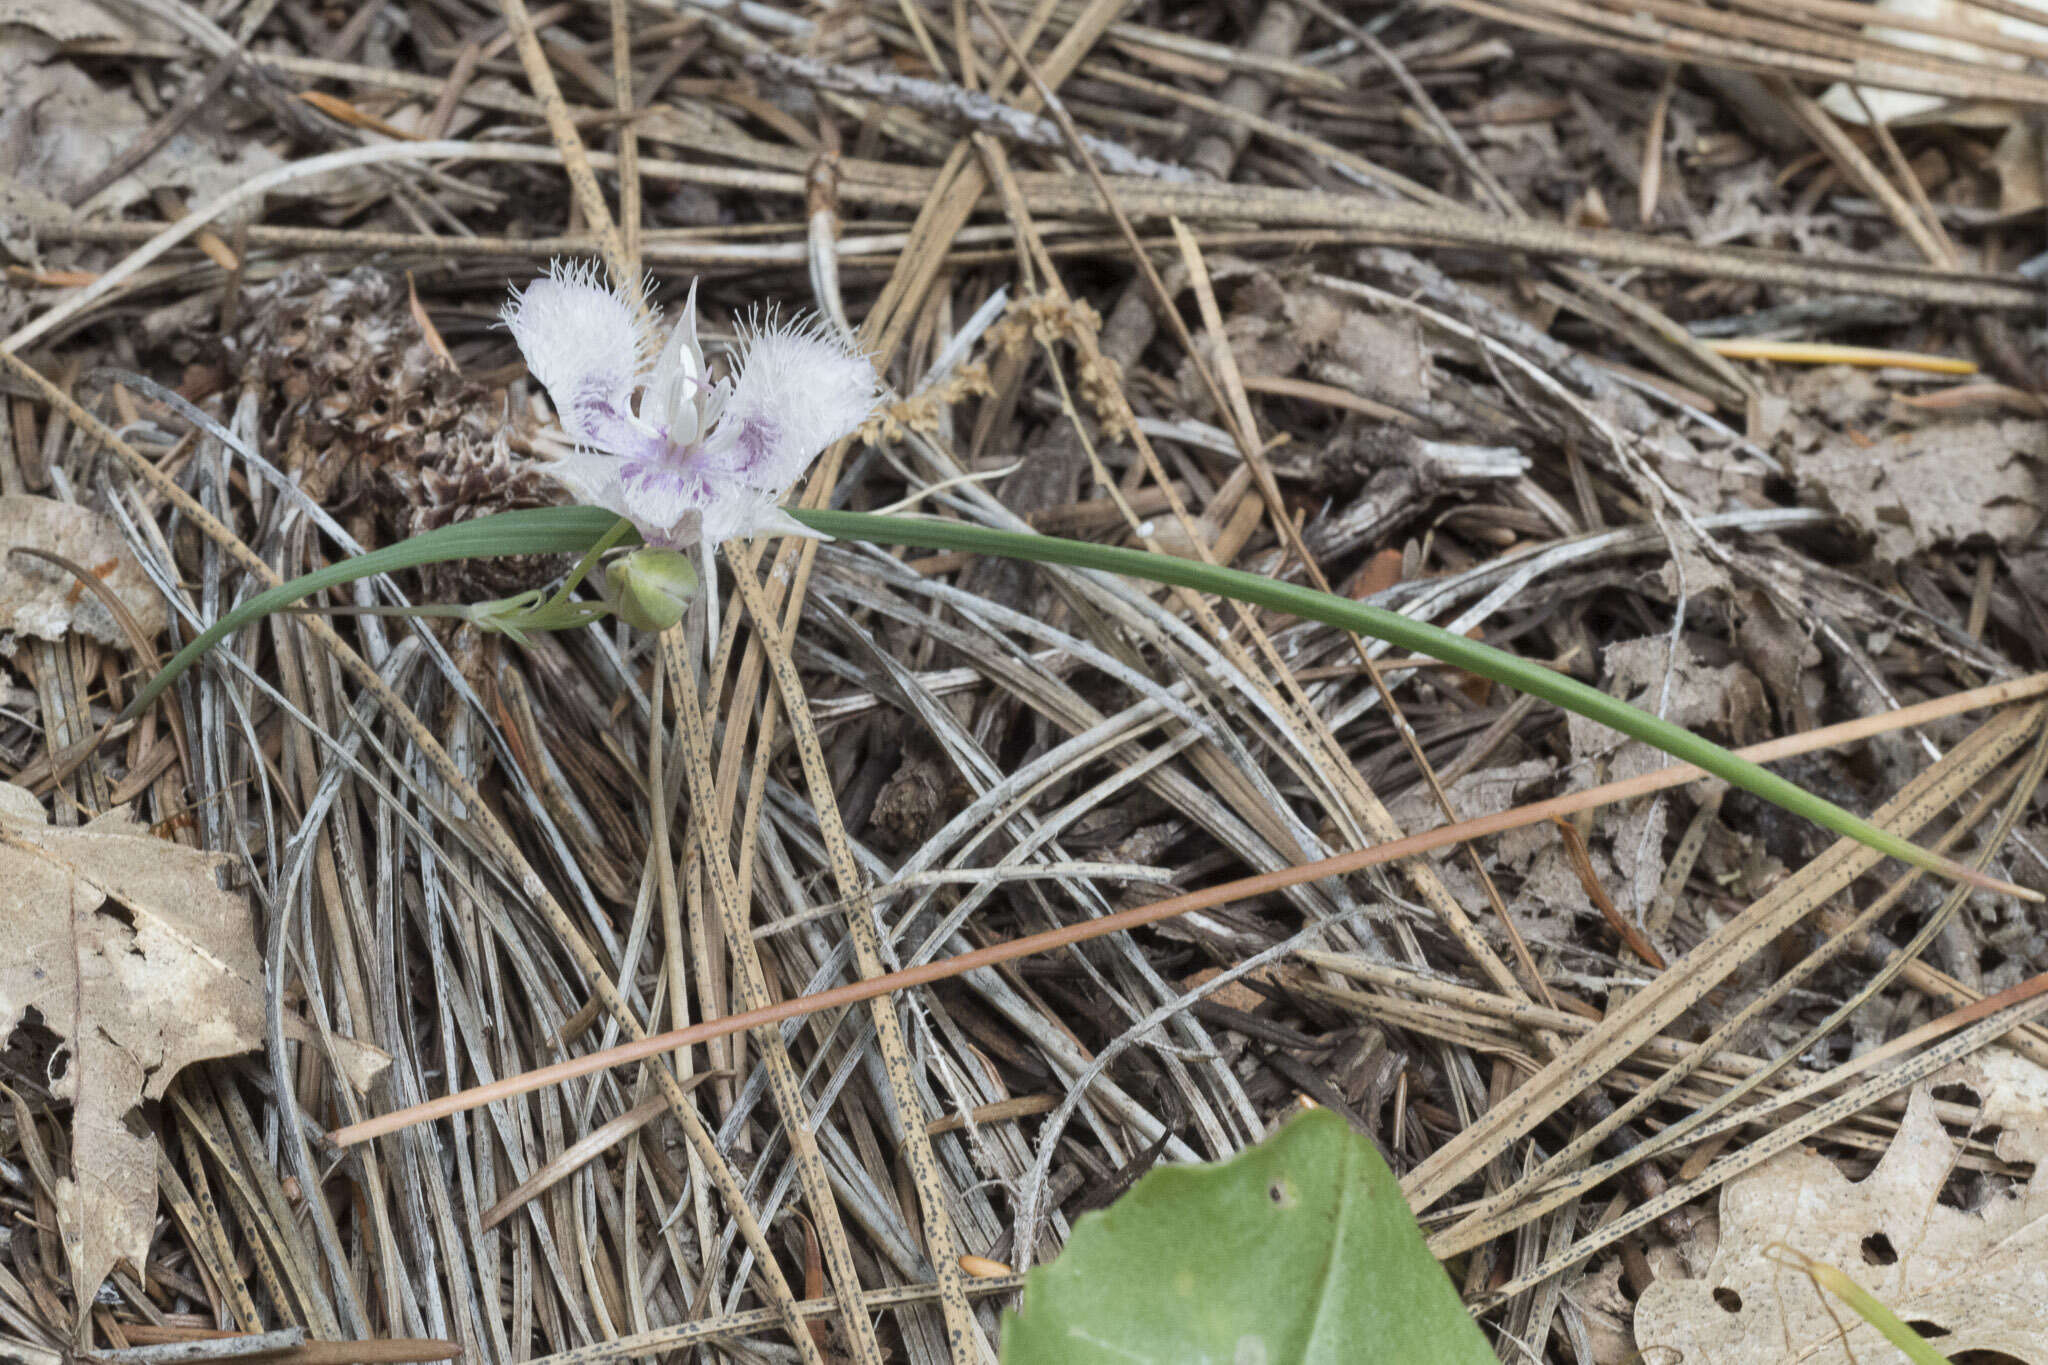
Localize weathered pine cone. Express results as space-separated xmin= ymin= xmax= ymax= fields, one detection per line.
xmin=231 ymin=266 xmax=567 ymax=596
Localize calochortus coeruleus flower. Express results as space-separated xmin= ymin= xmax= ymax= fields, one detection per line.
xmin=503 ymin=260 xmax=880 ymax=550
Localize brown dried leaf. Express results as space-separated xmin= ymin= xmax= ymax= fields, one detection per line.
xmin=1634 ymin=1086 xmax=2048 ymax=1363
xmin=1992 ymin=122 xmax=2047 ymax=218
xmin=1798 ymin=419 xmax=2047 ymax=564
xmin=1931 ymin=1046 xmax=2048 ymax=1165
xmin=1387 ymin=760 xmax=1553 ymax=847
xmin=0 ymin=175 xmax=73 ymax=268
xmin=1733 ymin=588 xmax=1822 ymax=728
xmin=0 ymin=47 xmax=280 ymax=213
xmin=0 ymin=0 xmax=129 ymax=43
xmin=1804 ymin=363 xmax=1899 ymax=418
xmin=1568 ymin=636 xmax=1769 ymax=782
xmin=0 ymin=785 xmax=264 ymax=1314
xmin=1561 ymin=1261 xmax=1636 ymax=1365
xmin=1324 ymin=312 xmax=1430 ymax=406
xmin=1 ymin=496 xmax=170 ymax=646
xmin=1174 ymin=268 xmax=1377 ymax=413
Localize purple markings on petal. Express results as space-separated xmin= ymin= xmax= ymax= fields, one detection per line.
xmin=503 ymin=262 xmax=656 ymax=446
xmin=509 ymin=261 xmax=883 ymax=551
xmin=617 ymin=443 xmax=711 ymax=533
xmin=620 ymin=456 xmax=682 ymax=496
xmin=569 ymin=389 xmax=641 ymax=451
xmin=714 ymin=318 xmax=879 ymax=492
xmin=731 ymin=415 xmax=780 ymax=476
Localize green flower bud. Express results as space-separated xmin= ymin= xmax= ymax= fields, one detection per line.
xmin=604 ymin=549 xmax=700 ymax=632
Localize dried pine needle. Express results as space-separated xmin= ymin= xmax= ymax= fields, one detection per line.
xmin=1703 ymin=338 xmax=1977 ymax=373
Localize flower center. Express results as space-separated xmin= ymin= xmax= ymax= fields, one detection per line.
xmin=617 ymin=427 xmax=717 ymax=510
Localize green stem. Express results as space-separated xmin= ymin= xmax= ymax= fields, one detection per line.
xmin=1767 ymin=1249 xmax=1954 ymax=1365
xmin=540 ymin=515 xmax=634 ymax=611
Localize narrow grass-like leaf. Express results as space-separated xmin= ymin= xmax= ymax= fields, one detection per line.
xmin=791 ymin=508 xmax=2027 ymax=898
xmin=121 ymin=502 xmax=2034 ymax=899
xmin=1767 ymin=1247 xmax=1956 ymax=1365
xmin=119 ymin=507 xmax=624 ymax=721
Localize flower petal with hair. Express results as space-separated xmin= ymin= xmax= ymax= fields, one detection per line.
xmin=503 ymin=261 xmax=879 ymax=549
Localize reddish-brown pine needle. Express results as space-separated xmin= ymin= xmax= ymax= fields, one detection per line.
xmin=327 ymin=673 xmax=2048 ymax=1148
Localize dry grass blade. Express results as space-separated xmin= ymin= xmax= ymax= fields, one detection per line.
xmin=479 ymin=1095 xmax=669 ymax=1233
xmin=660 ymin=623 xmax=889 ymax=1365
xmin=328 ymin=676 xmax=2048 ymax=1144
xmin=0 ymin=351 xmax=817 ymax=1356
xmin=721 ymin=556 xmax=984 ymax=1352
xmin=1405 ymin=702 xmax=2040 ymax=1212
xmin=1433 ymin=713 xmax=2048 ymax=1261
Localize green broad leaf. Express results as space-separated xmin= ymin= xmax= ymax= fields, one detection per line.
xmin=1000 ymin=1109 xmax=1494 ymax=1365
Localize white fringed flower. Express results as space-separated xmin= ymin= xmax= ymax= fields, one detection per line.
xmin=503 ymin=260 xmax=880 ymax=549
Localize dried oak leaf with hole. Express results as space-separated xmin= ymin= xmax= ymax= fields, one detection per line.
xmin=1931 ymin=1046 xmax=2048 ymax=1166
xmin=0 ymin=782 xmax=264 ymax=1316
xmin=1634 ymin=1084 xmax=2048 ymax=1363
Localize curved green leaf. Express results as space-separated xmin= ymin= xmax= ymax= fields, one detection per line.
xmin=1000 ymin=1109 xmax=1494 ymax=1364
xmin=119 ymin=502 xmax=2022 ymax=896
xmin=790 ymin=507 xmax=2007 ymax=894
xmin=120 ymin=507 xmax=627 ymax=721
